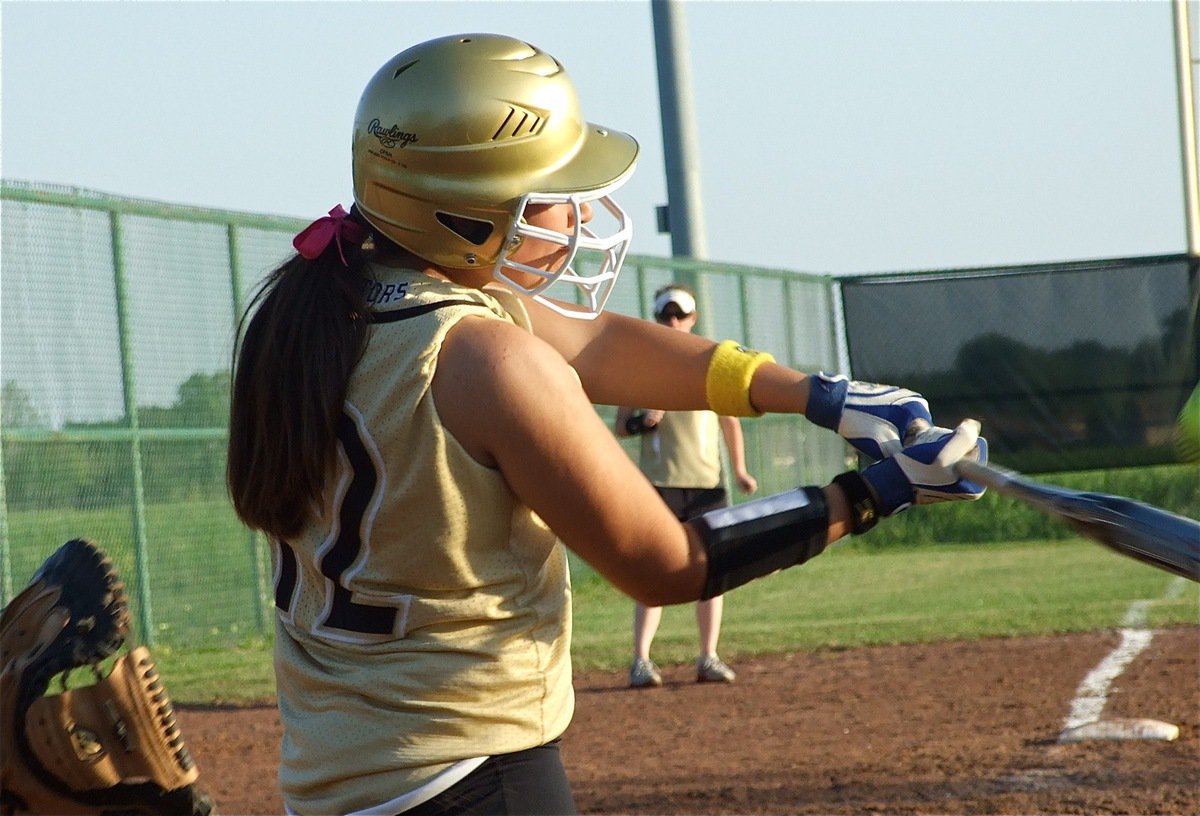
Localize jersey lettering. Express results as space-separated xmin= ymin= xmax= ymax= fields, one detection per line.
xmin=364 ymin=279 xmax=411 ymax=305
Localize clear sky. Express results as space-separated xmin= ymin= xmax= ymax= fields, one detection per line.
xmin=2 ymin=0 xmax=1197 ymax=276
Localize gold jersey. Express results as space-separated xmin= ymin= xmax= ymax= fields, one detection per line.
xmin=271 ymin=267 xmax=573 ymax=815
xmin=639 ymin=408 xmax=723 ymax=489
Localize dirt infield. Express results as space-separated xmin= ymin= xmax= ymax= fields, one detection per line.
xmin=180 ymin=626 xmax=1198 ymax=815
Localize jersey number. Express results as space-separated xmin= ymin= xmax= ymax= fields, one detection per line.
xmin=273 ymin=411 xmax=399 ymax=637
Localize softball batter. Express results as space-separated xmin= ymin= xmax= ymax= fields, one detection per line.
xmin=227 ymin=33 xmax=987 ymax=816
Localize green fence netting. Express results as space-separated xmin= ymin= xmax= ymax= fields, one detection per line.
xmin=1 ymin=181 xmax=845 ymax=646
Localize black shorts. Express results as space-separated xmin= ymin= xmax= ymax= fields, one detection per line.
xmin=655 ymin=485 xmax=728 ymax=522
xmin=402 ymin=741 xmax=575 ymax=816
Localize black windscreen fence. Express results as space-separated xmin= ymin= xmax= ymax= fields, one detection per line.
xmin=839 ymin=255 xmax=1198 ymax=473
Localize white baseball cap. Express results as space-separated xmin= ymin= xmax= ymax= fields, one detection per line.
xmin=653 ymin=287 xmax=697 ymax=316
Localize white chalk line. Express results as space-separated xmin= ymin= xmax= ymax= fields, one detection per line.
xmin=1060 ymin=576 xmax=1187 ymax=731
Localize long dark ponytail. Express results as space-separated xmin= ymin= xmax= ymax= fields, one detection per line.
xmin=227 ymin=207 xmax=374 ymax=538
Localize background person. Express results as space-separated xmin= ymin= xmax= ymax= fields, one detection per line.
xmin=227 ymin=33 xmax=987 ymax=816
xmin=615 ymin=284 xmax=758 ymax=687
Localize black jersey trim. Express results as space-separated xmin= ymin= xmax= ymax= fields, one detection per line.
xmin=370 ymin=298 xmax=488 ymax=324
xmin=274 ymin=539 xmax=298 ymax=613
xmin=316 ymin=411 xmax=395 ymax=636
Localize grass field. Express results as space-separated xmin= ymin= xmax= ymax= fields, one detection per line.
xmin=568 ymin=539 xmax=1197 ymax=665
xmin=9 ymin=464 xmax=1196 ymax=705
xmin=149 ymin=537 xmax=1198 ymax=705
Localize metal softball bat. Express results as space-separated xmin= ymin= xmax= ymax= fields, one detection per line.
xmin=955 ymin=459 xmax=1200 ymax=583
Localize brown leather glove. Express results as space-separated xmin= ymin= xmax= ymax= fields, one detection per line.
xmin=1 ymin=539 xmax=214 ymax=815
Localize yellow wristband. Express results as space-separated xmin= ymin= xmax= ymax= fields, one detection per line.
xmin=705 ymin=340 xmax=775 ymax=417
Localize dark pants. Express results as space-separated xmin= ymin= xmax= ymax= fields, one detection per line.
xmin=403 ymin=742 xmax=575 ymax=816
xmin=655 ymin=485 xmax=728 ymax=522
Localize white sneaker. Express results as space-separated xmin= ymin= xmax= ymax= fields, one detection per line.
xmin=696 ymin=654 xmax=735 ymax=683
xmin=629 ymin=657 xmax=663 ymax=688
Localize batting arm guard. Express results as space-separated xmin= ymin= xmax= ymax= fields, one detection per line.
xmin=692 ymin=486 xmax=830 ymax=600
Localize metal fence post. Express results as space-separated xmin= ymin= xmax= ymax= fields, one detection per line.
xmin=0 ymin=430 xmax=12 ymax=605
xmin=226 ymin=223 xmax=270 ymax=636
xmin=109 ymin=210 xmax=155 ymax=644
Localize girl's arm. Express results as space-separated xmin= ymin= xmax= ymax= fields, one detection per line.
xmin=432 ymin=315 xmax=854 ymax=606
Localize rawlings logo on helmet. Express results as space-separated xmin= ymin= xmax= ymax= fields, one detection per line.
xmin=368 ymin=119 xmax=419 ymax=149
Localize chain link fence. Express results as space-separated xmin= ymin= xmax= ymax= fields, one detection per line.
xmin=10 ymin=181 xmax=1191 ymax=648
xmin=1 ymin=181 xmax=845 ymax=645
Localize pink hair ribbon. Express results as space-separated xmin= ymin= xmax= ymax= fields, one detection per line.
xmin=292 ymin=205 xmax=368 ymax=266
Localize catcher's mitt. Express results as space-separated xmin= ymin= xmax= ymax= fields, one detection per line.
xmin=1 ymin=539 xmax=214 ymax=815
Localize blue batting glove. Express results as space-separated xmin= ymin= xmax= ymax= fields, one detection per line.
xmin=805 ymin=373 xmax=933 ymax=461
xmin=860 ymin=419 xmax=989 ymax=516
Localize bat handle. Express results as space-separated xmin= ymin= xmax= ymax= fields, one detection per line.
xmin=955 ymin=458 xmax=992 ymax=483
xmin=954 ymin=458 xmax=1020 ymax=491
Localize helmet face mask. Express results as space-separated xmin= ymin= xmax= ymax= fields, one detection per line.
xmin=352 ymin=34 xmax=639 ymax=318
xmin=495 ymin=180 xmax=633 ymax=319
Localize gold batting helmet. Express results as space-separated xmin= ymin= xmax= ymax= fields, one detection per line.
xmin=352 ymin=33 xmax=639 ymax=317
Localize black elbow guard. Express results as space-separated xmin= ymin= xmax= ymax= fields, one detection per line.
xmin=693 ymin=486 xmax=830 ymax=600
